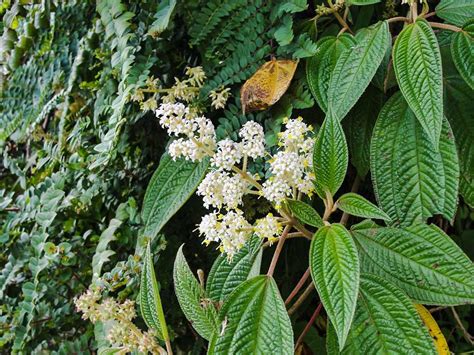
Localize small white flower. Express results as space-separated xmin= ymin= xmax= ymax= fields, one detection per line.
xmin=239 ymin=121 xmax=266 ymax=159
xmin=211 ymin=139 xmax=242 ymax=170
xmin=209 ymin=87 xmax=231 ymax=109
xmin=254 ymin=213 xmax=282 ymax=242
xmin=222 ymin=175 xmax=248 ymax=209
xmin=262 ymin=178 xmax=292 ymax=205
xmin=185 ymin=66 xmax=206 ymax=87
xmin=197 ymin=171 xmax=226 ymax=208
xmin=278 ymin=117 xmax=314 ymax=153
xmin=198 ymin=212 xmax=221 ymax=242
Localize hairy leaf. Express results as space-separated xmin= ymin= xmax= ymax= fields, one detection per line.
xmin=327 ymin=21 xmax=390 ymax=120
xmin=141 ymin=155 xmax=209 ymax=246
xmin=139 ymin=242 xmax=166 ymax=339
xmin=451 ymin=22 xmax=474 ymax=90
xmin=310 ymin=224 xmax=359 ymax=349
xmin=286 ymin=199 xmax=324 ymax=228
xmin=371 ymin=92 xmax=459 ymax=226
xmin=393 ymin=18 xmax=443 ymax=146
xmin=313 ymin=114 xmax=348 ymax=198
xmin=209 ymin=275 xmax=294 ymax=354
xmin=174 ymin=245 xmax=219 ymax=340
xmin=340 ymin=274 xmax=436 ymax=354
xmin=206 ymin=236 xmax=262 ymax=302
xmin=354 ymin=224 xmax=474 ymax=305
xmin=306 ymin=34 xmax=356 ymax=113
xmin=436 ymin=0 xmax=474 ymax=27
xmin=336 ymin=193 xmax=391 ymax=222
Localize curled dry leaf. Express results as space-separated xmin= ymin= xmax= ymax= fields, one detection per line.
xmin=240 ymin=58 xmax=298 ymax=114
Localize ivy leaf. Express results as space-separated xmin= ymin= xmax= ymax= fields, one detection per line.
xmin=436 ymin=0 xmax=474 ymax=27
xmin=139 ymin=242 xmax=167 ymax=340
xmin=309 ymin=224 xmax=359 ymax=350
xmin=313 ymin=114 xmax=348 ymax=199
xmin=393 ymin=18 xmax=443 ymax=146
xmin=340 ymin=274 xmax=436 ymax=354
xmin=209 ymin=275 xmax=294 ymax=354
xmin=353 ymin=224 xmax=474 ymax=305
xmin=443 ymin=46 xmax=474 ymax=207
xmin=306 ymin=34 xmax=356 ymax=113
xmin=370 ymin=92 xmax=459 ymax=226
xmin=451 ymin=22 xmax=474 ymax=90
xmin=173 ymin=245 xmax=219 ymax=340
xmin=327 ymin=21 xmax=390 ymax=120
xmin=206 ymin=235 xmax=262 ymax=302
xmin=343 ymin=86 xmax=383 ymax=178
xmin=141 ymin=154 xmax=209 ymax=247
xmin=336 ymin=193 xmax=391 ymax=222
xmin=286 ymin=199 xmax=324 ymax=228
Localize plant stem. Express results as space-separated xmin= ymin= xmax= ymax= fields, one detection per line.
xmin=387 ymin=16 xmax=410 ymax=24
xmin=322 ymin=191 xmax=334 ymax=221
xmin=451 ymin=307 xmax=474 ymax=345
xmin=294 ymin=303 xmax=323 ymax=350
xmin=423 ymin=11 xmax=436 ymax=19
xmin=340 ymin=175 xmax=361 ymax=225
xmin=429 ymin=22 xmax=462 ymax=32
xmin=288 ymin=283 xmax=315 ymax=316
xmin=327 ymin=0 xmax=353 ymax=34
xmin=266 ymin=224 xmax=292 ymax=277
xmin=285 ymin=267 xmax=311 ymax=305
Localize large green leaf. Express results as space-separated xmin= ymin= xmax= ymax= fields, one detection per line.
xmin=206 ymin=236 xmax=262 ymax=302
xmin=343 ymin=86 xmax=383 ymax=177
xmin=370 ymin=92 xmax=459 ymax=226
xmin=209 ymin=275 xmax=294 ymax=354
xmin=327 ymin=21 xmax=390 ymax=120
xmin=436 ymin=0 xmax=474 ymax=27
xmin=340 ymin=274 xmax=436 ymax=354
xmin=309 ymin=224 xmax=359 ymax=350
xmin=393 ymin=18 xmax=443 ymax=146
xmin=306 ymin=34 xmax=356 ymax=113
xmin=313 ymin=114 xmax=348 ymax=199
xmin=139 ymin=242 xmax=167 ymax=340
xmin=336 ymin=193 xmax=391 ymax=222
xmin=141 ymin=154 xmax=209 ymax=245
xmin=174 ymin=245 xmax=219 ymax=340
xmin=286 ymin=199 xmax=324 ymax=228
xmin=443 ymin=46 xmax=474 ymax=207
xmin=451 ymin=22 xmax=474 ymax=90
xmin=353 ymin=224 xmax=474 ymax=305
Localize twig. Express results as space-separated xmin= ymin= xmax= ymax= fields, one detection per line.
xmin=429 ymin=22 xmax=462 ymax=32
xmin=267 ymin=225 xmax=292 ymax=277
xmin=3 ymin=207 xmax=20 ymax=212
xmin=423 ymin=11 xmax=436 ymax=19
xmin=285 ymin=268 xmax=311 ymax=305
xmin=429 ymin=306 xmax=447 ymax=313
xmin=328 ymin=0 xmax=353 ymax=34
xmin=387 ymin=16 xmax=410 ymax=24
xmin=295 ymin=303 xmax=323 ymax=350
xmin=288 ymin=283 xmax=315 ymax=316
xmin=451 ymin=307 xmax=474 ymax=345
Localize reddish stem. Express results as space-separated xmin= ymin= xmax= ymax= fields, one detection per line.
xmin=267 ymin=225 xmax=291 ymax=277
xmin=295 ymin=303 xmax=323 ymax=349
xmin=285 ymin=268 xmax=311 ymax=305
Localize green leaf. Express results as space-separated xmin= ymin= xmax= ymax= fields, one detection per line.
xmin=174 ymin=245 xmax=219 ymax=340
xmin=141 ymin=154 xmax=209 ymax=245
xmin=286 ymin=199 xmax=324 ymax=228
xmin=370 ymin=92 xmax=459 ymax=226
xmin=309 ymin=223 xmax=359 ymax=350
xmin=209 ymin=275 xmax=294 ymax=354
xmin=451 ymin=22 xmax=474 ymax=90
xmin=393 ymin=18 xmax=443 ymax=146
xmin=443 ymin=46 xmax=474 ymax=207
xmin=313 ymin=114 xmax=348 ymax=199
xmin=343 ymin=86 xmax=383 ymax=177
xmin=327 ymin=21 xmax=390 ymax=120
xmin=274 ymin=16 xmax=294 ymax=46
xmin=336 ymin=193 xmax=391 ymax=222
xmin=341 ymin=274 xmax=436 ymax=354
xmin=139 ymin=242 xmax=167 ymax=340
xmin=148 ymin=0 xmax=176 ymax=36
xmin=206 ymin=236 xmax=262 ymax=302
xmin=306 ymin=34 xmax=356 ymax=113
xmin=436 ymin=0 xmax=474 ymax=27
xmin=353 ymin=224 xmax=474 ymax=305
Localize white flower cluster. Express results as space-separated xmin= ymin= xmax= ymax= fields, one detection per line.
xmin=156 ymin=102 xmax=216 ymax=162
xmin=156 ymin=104 xmax=316 ymax=257
xmin=262 ymin=117 xmax=315 ymax=206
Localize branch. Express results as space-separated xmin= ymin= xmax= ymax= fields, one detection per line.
xmin=451 ymin=307 xmax=474 ymax=345
xmin=266 ymin=225 xmax=292 ymax=277
xmin=429 ymin=22 xmax=462 ymax=32
xmin=288 ymin=283 xmax=315 ymax=316
xmin=285 ymin=268 xmax=311 ymax=305
xmin=295 ymin=303 xmax=323 ymax=350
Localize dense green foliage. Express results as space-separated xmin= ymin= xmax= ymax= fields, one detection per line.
xmin=1 ymin=0 xmax=473 ymax=354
